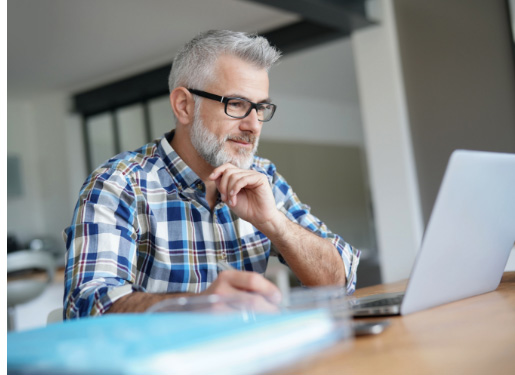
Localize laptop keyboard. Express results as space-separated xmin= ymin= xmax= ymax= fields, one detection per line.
xmin=355 ymin=295 xmax=404 ymax=308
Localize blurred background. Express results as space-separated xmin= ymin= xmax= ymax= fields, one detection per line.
xmin=7 ymin=0 xmax=515 ymax=331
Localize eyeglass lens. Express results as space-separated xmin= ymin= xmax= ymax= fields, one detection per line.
xmin=226 ymin=99 xmax=275 ymax=121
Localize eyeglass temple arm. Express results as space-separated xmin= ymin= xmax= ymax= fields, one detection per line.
xmin=188 ymin=89 xmax=225 ymax=103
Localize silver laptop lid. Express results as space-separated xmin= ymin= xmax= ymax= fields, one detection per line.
xmin=401 ymin=150 xmax=515 ymax=315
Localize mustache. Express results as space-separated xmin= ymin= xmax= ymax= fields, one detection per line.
xmin=225 ymin=133 xmax=257 ymax=145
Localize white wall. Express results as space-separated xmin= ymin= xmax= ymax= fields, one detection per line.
xmin=7 ymin=93 xmax=76 ymax=261
xmin=267 ymin=39 xmax=364 ymax=146
xmin=8 ymin=98 xmax=45 ymax=239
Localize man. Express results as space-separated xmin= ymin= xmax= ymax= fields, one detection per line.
xmin=64 ymin=30 xmax=360 ymax=318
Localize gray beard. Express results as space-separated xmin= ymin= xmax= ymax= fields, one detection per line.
xmin=190 ymin=114 xmax=258 ymax=170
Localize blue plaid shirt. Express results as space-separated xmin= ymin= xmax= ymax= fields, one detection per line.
xmin=63 ymin=132 xmax=360 ymax=318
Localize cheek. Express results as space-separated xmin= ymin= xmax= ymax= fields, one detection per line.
xmin=200 ymin=102 xmax=226 ymax=126
xmin=201 ymin=108 xmax=243 ymax=137
xmin=223 ymin=120 xmax=244 ymax=136
xmin=210 ymin=121 xmax=232 ymax=140
xmin=200 ymin=113 xmax=225 ymax=134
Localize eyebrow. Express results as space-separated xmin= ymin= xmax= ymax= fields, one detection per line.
xmin=227 ymin=93 xmax=272 ymax=103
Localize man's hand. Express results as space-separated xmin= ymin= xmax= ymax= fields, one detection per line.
xmin=209 ymin=163 xmax=281 ymax=231
xmin=202 ymin=269 xmax=282 ymax=312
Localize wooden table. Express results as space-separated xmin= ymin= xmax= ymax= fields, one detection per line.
xmin=275 ymin=272 xmax=515 ymax=375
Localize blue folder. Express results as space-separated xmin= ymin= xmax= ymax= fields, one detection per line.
xmin=8 ymin=309 xmax=346 ymax=375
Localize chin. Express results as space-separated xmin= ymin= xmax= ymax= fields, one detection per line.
xmin=231 ymin=155 xmax=254 ymax=170
xmin=223 ymin=146 xmax=255 ymax=170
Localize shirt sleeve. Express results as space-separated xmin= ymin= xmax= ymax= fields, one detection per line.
xmin=259 ymin=161 xmax=361 ymax=295
xmin=63 ymin=168 xmax=142 ymax=319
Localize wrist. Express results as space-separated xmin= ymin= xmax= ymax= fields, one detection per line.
xmin=255 ymin=210 xmax=290 ymax=241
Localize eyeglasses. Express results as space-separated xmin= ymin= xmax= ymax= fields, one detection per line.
xmin=188 ymin=88 xmax=277 ymax=122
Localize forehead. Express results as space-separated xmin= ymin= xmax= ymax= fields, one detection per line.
xmin=209 ymin=54 xmax=269 ymax=99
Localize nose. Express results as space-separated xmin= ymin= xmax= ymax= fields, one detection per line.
xmin=239 ymin=107 xmax=261 ymax=133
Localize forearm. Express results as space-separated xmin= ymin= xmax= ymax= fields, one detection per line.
xmin=106 ymin=291 xmax=195 ymax=314
xmin=259 ymin=213 xmax=346 ymax=287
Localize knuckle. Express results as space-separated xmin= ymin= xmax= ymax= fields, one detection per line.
xmin=216 ymin=270 xmax=230 ymax=283
xmin=227 ymin=172 xmax=238 ymax=184
xmin=246 ymin=272 xmax=262 ymax=290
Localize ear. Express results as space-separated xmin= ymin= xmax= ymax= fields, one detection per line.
xmin=170 ymin=87 xmax=195 ymax=125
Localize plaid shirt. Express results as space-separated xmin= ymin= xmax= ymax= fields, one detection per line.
xmin=64 ymin=132 xmax=361 ymax=318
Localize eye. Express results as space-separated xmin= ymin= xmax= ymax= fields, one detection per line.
xmin=256 ymin=104 xmax=270 ymax=113
xmin=228 ymin=100 xmax=244 ymax=108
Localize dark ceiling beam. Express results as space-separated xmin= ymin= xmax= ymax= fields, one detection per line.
xmin=247 ymin=0 xmax=374 ymax=32
xmin=73 ymin=65 xmax=171 ymax=118
xmin=262 ymin=20 xmax=347 ymax=55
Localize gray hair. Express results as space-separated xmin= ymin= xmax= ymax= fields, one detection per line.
xmin=168 ymin=30 xmax=281 ymax=92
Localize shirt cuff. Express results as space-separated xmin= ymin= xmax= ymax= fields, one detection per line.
xmin=91 ymin=284 xmax=138 ymax=316
xmin=337 ymin=240 xmax=361 ymax=295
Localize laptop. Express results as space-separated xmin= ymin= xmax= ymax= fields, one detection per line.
xmin=351 ymin=149 xmax=515 ymax=316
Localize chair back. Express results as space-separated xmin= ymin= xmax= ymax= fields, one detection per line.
xmin=7 ymin=250 xmax=55 ymax=307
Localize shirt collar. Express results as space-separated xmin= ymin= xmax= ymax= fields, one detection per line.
xmin=158 ymin=130 xmax=203 ymax=192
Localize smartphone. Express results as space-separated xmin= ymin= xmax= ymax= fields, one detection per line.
xmin=353 ymin=320 xmax=390 ymax=336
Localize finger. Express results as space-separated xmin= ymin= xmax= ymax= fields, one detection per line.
xmin=216 ymin=169 xmax=263 ymax=202
xmin=222 ymin=171 xmax=257 ymax=206
xmin=216 ymin=169 xmax=250 ymax=204
xmin=227 ymin=172 xmax=266 ymax=199
xmin=209 ymin=163 xmax=237 ymax=181
xmin=213 ymin=167 xmax=235 ymax=200
xmin=211 ymin=165 xmax=242 ymax=201
xmin=228 ymin=172 xmax=269 ymax=207
xmin=217 ymin=270 xmax=282 ymax=304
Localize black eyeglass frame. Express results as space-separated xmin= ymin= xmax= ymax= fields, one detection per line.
xmin=187 ymin=88 xmax=277 ymax=122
